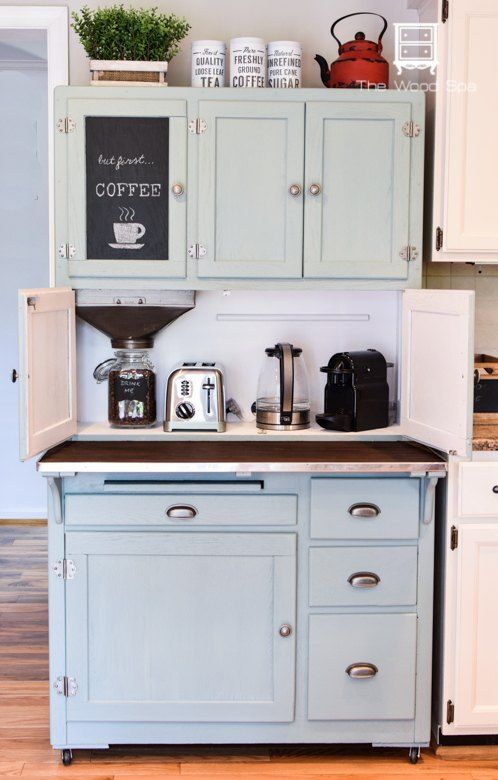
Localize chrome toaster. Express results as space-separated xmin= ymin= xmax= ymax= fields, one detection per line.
xmin=164 ymin=363 xmax=226 ymax=432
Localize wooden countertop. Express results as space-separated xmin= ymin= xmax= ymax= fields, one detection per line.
xmin=38 ymin=440 xmax=446 ymax=475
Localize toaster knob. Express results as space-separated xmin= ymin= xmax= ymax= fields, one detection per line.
xmin=176 ymin=402 xmax=195 ymax=420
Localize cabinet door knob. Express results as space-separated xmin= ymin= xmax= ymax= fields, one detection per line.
xmin=279 ymin=624 xmax=292 ymax=638
xmin=309 ymin=183 xmax=321 ymax=196
xmin=171 ymin=183 xmax=184 ymax=196
xmin=11 ymin=369 xmax=18 ymax=383
xmin=165 ymin=504 xmax=197 ymax=519
xmin=348 ymin=503 xmax=380 ymax=518
xmin=347 ymin=572 xmax=380 ymax=588
xmin=346 ymin=662 xmax=378 ymax=679
xmin=289 ymin=184 xmax=301 ymax=197
xmin=492 ymin=486 xmax=498 ymax=494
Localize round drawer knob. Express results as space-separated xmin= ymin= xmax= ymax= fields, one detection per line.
xmin=346 ymin=662 xmax=378 ymax=679
xmin=279 ymin=624 xmax=292 ymax=638
xmin=492 ymin=486 xmax=498 ymax=494
xmin=171 ymin=183 xmax=184 ymax=196
xmin=289 ymin=184 xmax=301 ymax=197
xmin=309 ymin=183 xmax=321 ymax=196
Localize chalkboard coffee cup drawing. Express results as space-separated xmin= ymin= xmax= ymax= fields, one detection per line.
xmin=230 ymin=37 xmax=266 ymax=87
xmin=86 ymin=116 xmax=169 ymax=260
xmin=112 ymin=220 xmax=146 ymax=248
xmin=191 ymin=41 xmax=226 ymax=87
xmin=267 ymin=41 xmax=302 ymax=88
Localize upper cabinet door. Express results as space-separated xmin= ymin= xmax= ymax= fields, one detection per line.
xmin=18 ymin=288 xmax=77 ymax=461
xmin=197 ymin=101 xmax=304 ymax=278
xmin=304 ymin=101 xmax=415 ymax=280
xmin=56 ymin=92 xmax=187 ymax=282
xmin=401 ymin=289 xmax=474 ymax=456
xmin=439 ymin=0 xmax=498 ymax=258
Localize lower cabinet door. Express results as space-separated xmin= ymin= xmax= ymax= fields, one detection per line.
xmin=308 ymin=613 xmax=417 ymax=720
xmin=65 ymin=531 xmax=296 ymax=722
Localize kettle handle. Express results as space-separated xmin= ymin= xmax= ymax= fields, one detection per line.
xmin=331 ymin=12 xmax=388 ymax=52
xmin=277 ymin=343 xmax=294 ymax=425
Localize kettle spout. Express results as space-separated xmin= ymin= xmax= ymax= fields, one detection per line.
xmin=314 ymin=54 xmax=330 ymax=87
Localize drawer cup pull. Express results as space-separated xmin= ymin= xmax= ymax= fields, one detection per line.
xmin=346 ymin=662 xmax=378 ymax=679
xmin=348 ymin=503 xmax=380 ymax=518
xmin=347 ymin=571 xmax=380 ymax=588
xmin=166 ymin=504 xmax=198 ymax=520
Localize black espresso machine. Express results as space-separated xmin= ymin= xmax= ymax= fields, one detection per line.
xmin=316 ymin=349 xmax=389 ymax=432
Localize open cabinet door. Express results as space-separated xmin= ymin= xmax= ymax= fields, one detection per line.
xmin=401 ymin=289 xmax=474 ymax=457
xmin=18 ymin=288 xmax=77 ymax=461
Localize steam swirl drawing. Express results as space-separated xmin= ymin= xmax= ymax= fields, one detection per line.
xmin=108 ymin=206 xmax=146 ymax=250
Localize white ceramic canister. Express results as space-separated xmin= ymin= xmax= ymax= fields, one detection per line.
xmin=230 ymin=37 xmax=266 ymax=87
xmin=191 ymin=40 xmax=226 ymax=87
xmin=267 ymin=41 xmax=302 ymax=88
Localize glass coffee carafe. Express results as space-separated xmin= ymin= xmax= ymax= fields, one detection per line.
xmin=94 ymin=349 xmax=156 ymax=428
xmin=256 ymin=343 xmax=310 ymax=430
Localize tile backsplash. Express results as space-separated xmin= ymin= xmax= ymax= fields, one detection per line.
xmin=425 ymin=262 xmax=498 ymax=355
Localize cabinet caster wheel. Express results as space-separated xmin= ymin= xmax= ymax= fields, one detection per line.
xmin=408 ymin=747 xmax=420 ymax=764
xmin=61 ymin=749 xmax=73 ymax=766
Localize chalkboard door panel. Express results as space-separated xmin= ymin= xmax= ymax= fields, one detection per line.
xmin=304 ymin=102 xmax=412 ymax=280
xmin=63 ymin=98 xmax=187 ymax=278
xmin=197 ymin=101 xmax=304 ymax=278
xmin=65 ymin=532 xmax=297 ymax=723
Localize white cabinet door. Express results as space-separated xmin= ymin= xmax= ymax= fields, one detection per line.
xmin=453 ymin=524 xmax=498 ymax=728
xmin=433 ymin=0 xmax=498 ymax=260
xmin=18 ymin=287 xmax=77 ymax=460
xmin=401 ymin=289 xmax=474 ymax=456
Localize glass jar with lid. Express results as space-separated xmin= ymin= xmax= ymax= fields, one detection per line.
xmin=94 ymin=349 xmax=156 ymax=427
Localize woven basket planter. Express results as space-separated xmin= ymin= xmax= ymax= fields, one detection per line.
xmin=90 ymin=60 xmax=168 ymax=86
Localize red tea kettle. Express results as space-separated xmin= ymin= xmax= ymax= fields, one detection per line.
xmin=315 ymin=12 xmax=389 ymax=89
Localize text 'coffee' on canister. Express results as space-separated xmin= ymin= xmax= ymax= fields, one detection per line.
xmin=191 ymin=40 xmax=226 ymax=87
xmin=230 ymin=37 xmax=266 ymax=87
xmin=267 ymin=41 xmax=302 ymax=88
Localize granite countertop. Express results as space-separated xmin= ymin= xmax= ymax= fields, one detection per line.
xmin=473 ymin=422 xmax=498 ymax=451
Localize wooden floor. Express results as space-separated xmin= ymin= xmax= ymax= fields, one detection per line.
xmin=1 ymin=522 xmax=497 ymax=779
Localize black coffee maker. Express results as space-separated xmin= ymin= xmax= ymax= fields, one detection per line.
xmin=316 ymin=349 xmax=389 ymax=432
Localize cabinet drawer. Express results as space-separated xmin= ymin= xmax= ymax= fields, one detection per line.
xmin=65 ymin=492 xmax=297 ymax=527
xmin=308 ymin=613 xmax=417 ymax=721
xmin=310 ymin=478 xmax=419 ymax=539
xmin=459 ymin=463 xmax=498 ymax=517
xmin=309 ymin=546 xmax=417 ymax=607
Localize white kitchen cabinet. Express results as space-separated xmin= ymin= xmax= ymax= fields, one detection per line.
xmin=435 ymin=459 xmax=498 ymax=737
xmin=412 ymin=0 xmax=498 ymax=262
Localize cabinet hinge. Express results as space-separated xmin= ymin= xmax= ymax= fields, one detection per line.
xmin=450 ymin=525 xmax=458 ymax=551
xmin=442 ymin=0 xmax=449 ymax=23
xmin=53 ymin=559 xmax=76 ymax=580
xmin=188 ymin=118 xmax=207 ymax=135
xmin=435 ymin=226 xmax=443 ymax=252
xmin=57 ymin=116 xmax=76 ymax=134
xmin=399 ymin=245 xmax=419 ymax=262
xmin=187 ymin=243 xmax=207 ymax=259
xmin=446 ymin=699 xmax=455 ymax=723
xmin=26 ymin=296 xmax=38 ymax=308
xmin=402 ymin=121 xmax=421 ymax=138
xmin=54 ymin=676 xmax=78 ymax=696
xmin=58 ymin=243 xmax=76 ymax=259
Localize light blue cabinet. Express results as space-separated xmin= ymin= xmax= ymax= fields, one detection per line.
xmin=197 ymin=101 xmax=304 ymax=278
xmin=304 ymin=102 xmax=414 ymax=280
xmin=65 ymin=531 xmax=296 ymax=723
xmin=55 ymin=87 xmax=424 ymax=290
xmin=47 ymin=471 xmax=437 ymax=759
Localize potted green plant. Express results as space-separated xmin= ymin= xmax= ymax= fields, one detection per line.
xmin=71 ymin=5 xmax=191 ymax=85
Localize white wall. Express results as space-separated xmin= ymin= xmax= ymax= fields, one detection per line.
xmin=1 ymin=34 xmax=48 ymax=518
xmin=25 ymin=0 xmax=417 ymax=87
xmin=78 ymin=290 xmax=400 ymax=424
